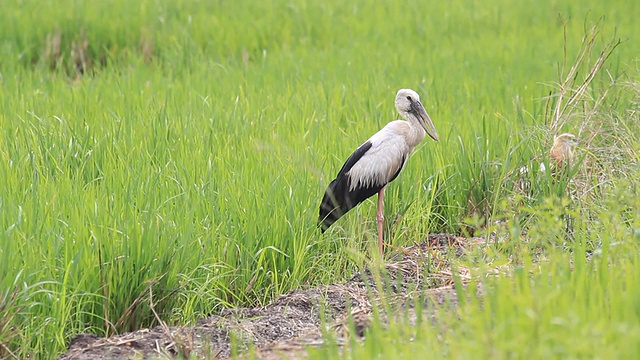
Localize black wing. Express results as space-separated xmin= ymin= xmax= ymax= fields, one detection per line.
xmin=335 ymin=141 xmax=372 ymax=179
xmin=319 ymin=141 xmax=404 ymax=232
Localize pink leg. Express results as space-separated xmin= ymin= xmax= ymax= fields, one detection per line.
xmin=376 ymin=186 xmax=386 ymax=256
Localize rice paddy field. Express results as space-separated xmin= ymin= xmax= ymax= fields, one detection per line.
xmin=1 ymin=0 xmax=639 ymax=358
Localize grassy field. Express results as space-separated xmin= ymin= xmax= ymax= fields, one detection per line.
xmin=0 ymin=0 xmax=639 ymax=358
xmin=309 ymin=177 xmax=640 ymax=359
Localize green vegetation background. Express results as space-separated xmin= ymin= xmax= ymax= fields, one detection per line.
xmin=0 ymin=0 xmax=638 ymax=357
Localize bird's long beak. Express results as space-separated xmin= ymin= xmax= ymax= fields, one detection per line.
xmin=411 ymin=100 xmax=439 ymax=142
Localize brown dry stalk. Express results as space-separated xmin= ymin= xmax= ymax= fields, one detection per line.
xmin=544 ymin=21 xmax=622 ymax=135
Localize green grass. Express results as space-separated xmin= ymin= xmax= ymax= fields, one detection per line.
xmin=313 ymin=177 xmax=640 ymax=359
xmin=0 ymin=0 xmax=639 ymax=357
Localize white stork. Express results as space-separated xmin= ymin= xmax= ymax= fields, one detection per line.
xmin=319 ymin=88 xmax=439 ymax=254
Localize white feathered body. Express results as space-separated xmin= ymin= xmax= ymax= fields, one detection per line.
xmin=347 ymin=120 xmax=425 ymax=191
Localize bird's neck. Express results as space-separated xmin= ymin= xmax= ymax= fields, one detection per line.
xmin=403 ymin=112 xmax=427 ymax=147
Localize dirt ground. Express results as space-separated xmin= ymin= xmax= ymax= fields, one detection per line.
xmin=59 ymin=234 xmax=484 ymax=360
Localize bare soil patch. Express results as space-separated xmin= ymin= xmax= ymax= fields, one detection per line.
xmin=59 ymin=234 xmax=484 ymax=360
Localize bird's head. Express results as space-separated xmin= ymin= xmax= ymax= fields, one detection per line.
xmin=551 ymin=133 xmax=579 ymax=164
xmin=395 ymin=88 xmax=439 ymax=142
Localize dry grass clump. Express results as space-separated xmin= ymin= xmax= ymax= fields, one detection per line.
xmin=537 ymin=23 xmax=638 ymax=204
xmin=504 ymin=23 xmax=637 ymax=226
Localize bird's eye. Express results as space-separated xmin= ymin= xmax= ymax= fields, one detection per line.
xmin=406 ymin=96 xmax=412 ymax=101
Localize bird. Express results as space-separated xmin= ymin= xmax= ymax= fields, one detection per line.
xmin=548 ymin=133 xmax=579 ymax=238
xmin=318 ymin=88 xmax=439 ymax=255
xmin=515 ymin=133 xmax=579 ymax=192
xmin=549 ymin=133 xmax=579 ymax=175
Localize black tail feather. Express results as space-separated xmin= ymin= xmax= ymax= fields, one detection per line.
xmin=319 ymin=178 xmax=346 ymax=232
xmin=318 ymin=175 xmax=383 ymax=232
